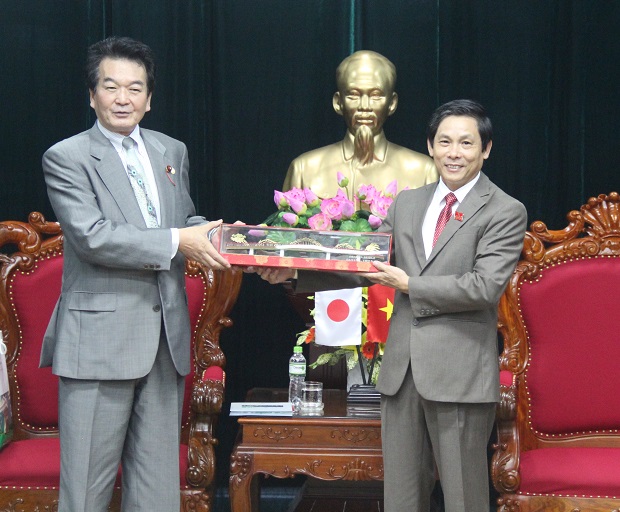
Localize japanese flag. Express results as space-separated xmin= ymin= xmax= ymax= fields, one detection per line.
xmin=314 ymin=288 xmax=362 ymax=347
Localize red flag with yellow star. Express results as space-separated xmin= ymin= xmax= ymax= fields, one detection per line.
xmin=366 ymin=284 xmax=395 ymax=343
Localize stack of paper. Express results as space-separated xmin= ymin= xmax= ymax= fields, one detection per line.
xmin=230 ymin=402 xmax=293 ymax=416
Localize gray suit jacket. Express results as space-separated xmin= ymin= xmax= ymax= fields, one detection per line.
xmin=297 ymin=172 xmax=527 ymax=403
xmin=40 ymin=124 xmax=204 ymax=379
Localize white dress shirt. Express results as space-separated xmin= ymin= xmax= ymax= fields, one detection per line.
xmin=421 ymin=173 xmax=480 ymax=259
xmin=96 ymin=121 xmax=179 ymax=257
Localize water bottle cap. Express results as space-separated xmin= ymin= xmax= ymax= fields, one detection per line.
xmin=293 ymin=346 xmax=302 ymax=353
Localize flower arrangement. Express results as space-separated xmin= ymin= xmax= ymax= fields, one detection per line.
xmin=261 ymin=173 xmax=399 ymax=385
xmin=263 ymin=173 xmax=397 ymax=233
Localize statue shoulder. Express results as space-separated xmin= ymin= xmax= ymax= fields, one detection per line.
xmin=283 ymin=141 xmax=345 ymax=192
xmin=385 ymin=141 xmax=438 ymax=183
xmin=386 ymin=141 xmax=432 ymax=162
xmin=290 ymin=141 xmax=344 ymax=168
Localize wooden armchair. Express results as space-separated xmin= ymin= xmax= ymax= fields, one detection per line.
xmin=0 ymin=212 xmax=242 ymax=512
xmin=492 ymin=192 xmax=620 ymax=511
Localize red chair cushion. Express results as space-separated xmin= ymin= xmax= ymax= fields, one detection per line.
xmin=204 ymin=366 xmax=224 ymax=382
xmin=519 ymin=258 xmax=620 ymax=435
xmin=0 ymin=438 xmax=60 ymax=488
xmin=9 ymin=256 xmax=63 ymax=429
xmin=0 ymin=438 xmax=190 ymax=488
xmin=519 ymin=447 xmax=620 ymax=498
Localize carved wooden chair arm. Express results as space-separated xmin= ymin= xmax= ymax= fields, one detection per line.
xmin=185 ymin=375 xmax=226 ymax=490
xmin=492 ymin=371 xmax=521 ymax=494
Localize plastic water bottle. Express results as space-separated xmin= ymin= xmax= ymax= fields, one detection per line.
xmin=288 ymin=346 xmax=306 ymax=413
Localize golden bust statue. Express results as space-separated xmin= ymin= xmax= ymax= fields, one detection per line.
xmin=282 ymin=50 xmax=438 ymax=199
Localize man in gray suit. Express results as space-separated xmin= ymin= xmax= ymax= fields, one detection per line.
xmin=255 ymin=99 xmax=527 ymax=511
xmin=40 ymin=37 xmax=230 ymax=512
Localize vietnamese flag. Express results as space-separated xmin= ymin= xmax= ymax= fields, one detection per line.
xmin=315 ymin=288 xmax=362 ymax=347
xmin=366 ymin=284 xmax=395 ymax=343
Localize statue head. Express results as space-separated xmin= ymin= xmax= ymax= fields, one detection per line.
xmin=332 ymin=50 xmax=398 ymax=138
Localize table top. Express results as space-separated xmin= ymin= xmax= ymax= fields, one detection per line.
xmin=238 ymin=388 xmax=381 ymax=425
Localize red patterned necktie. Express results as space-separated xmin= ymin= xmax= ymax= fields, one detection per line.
xmin=432 ymin=192 xmax=458 ymax=247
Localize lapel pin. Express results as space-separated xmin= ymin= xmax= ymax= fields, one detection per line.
xmin=165 ymin=165 xmax=176 ymax=186
xmin=455 ymin=211 xmax=464 ymax=222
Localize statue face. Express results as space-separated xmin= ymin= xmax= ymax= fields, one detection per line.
xmin=333 ymin=58 xmax=397 ymax=137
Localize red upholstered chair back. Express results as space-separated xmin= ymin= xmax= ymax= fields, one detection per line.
xmin=7 ymin=253 xmax=62 ymax=437
xmin=519 ymin=258 xmax=620 ymax=437
xmin=492 ymin=192 xmax=620 ymax=511
xmin=0 ymin=214 xmax=63 ymax=440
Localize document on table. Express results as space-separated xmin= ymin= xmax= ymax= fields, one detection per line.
xmin=230 ymin=402 xmax=294 ymax=416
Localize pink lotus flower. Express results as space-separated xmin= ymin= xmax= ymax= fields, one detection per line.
xmin=288 ymin=197 xmax=307 ymax=215
xmin=274 ymin=190 xmax=288 ymax=209
xmin=284 ymin=188 xmax=306 ymax=205
xmin=335 ymin=191 xmax=355 ymax=218
xmin=368 ymin=215 xmax=383 ymax=229
xmin=303 ymin=188 xmax=320 ymax=208
xmin=308 ymin=212 xmax=333 ymax=230
xmin=357 ymin=184 xmax=379 ymax=205
xmin=320 ymin=198 xmax=345 ymax=220
xmin=321 ymin=190 xmax=354 ymax=221
xmin=248 ymin=225 xmax=268 ymax=237
xmin=370 ymin=194 xmax=393 ymax=219
xmin=384 ymin=179 xmax=398 ymax=198
xmin=282 ymin=213 xmax=299 ymax=226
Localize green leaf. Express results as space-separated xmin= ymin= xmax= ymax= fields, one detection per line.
xmin=354 ymin=218 xmax=373 ymax=232
xmin=339 ymin=219 xmax=357 ymax=232
xmin=261 ymin=210 xmax=281 ymax=225
xmin=267 ymin=230 xmax=296 ymax=244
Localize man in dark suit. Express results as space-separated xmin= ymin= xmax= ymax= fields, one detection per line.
xmin=255 ymin=99 xmax=527 ymax=511
xmin=41 ymin=36 xmax=230 ymax=512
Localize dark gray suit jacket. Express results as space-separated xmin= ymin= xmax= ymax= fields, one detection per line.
xmin=40 ymin=123 xmax=205 ymax=379
xmin=297 ymin=172 xmax=527 ymax=403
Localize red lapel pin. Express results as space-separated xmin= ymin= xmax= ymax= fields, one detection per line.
xmin=165 ymin=165 xmax=176 ymax=186
xmin=454 ymin=211 xmax=464 ymax=222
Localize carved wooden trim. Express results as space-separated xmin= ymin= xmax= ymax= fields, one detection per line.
xmin=229 ymin=452 xmax=253 ymax=491
xmin=252 ymin=426 xmax=302 ymax=442
xmin=329 ymin=427 xmax=380 ymax=444
xmin=0 ymin=501 xmax=58 ymax=512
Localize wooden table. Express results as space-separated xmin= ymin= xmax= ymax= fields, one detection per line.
xmin=229 ymin=388 xmax=383 ymax=512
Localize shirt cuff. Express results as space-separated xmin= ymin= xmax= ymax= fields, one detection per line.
xmin=170 ymin=228 xmax=179 ymax=259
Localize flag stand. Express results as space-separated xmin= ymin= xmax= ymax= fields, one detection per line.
xmin=347 ymin=345 xmax=381 ymax=405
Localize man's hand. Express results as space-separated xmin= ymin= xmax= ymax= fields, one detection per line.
xmin=361 ymin=261 xmax=409 ymax=294
xmin=250 ymin=266 xmax=296 ymax=284
xmin=178 ymin=220 xmax=231 ymax=270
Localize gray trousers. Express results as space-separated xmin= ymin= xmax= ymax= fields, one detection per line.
xmin=381 ymin=367 xmax=496 ymax=512
xmin=58 ymin=334 xmax=185 ymax=512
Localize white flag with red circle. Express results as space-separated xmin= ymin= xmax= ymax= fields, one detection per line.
xmin=314 ymin=288 xmax=362 ymax=347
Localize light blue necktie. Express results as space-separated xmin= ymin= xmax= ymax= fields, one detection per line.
xmin=122 ymin=137 xmax=159 ymax=228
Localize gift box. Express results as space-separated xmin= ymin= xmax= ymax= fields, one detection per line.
xmin=218 ymin=224 xmax=391 ymax=272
